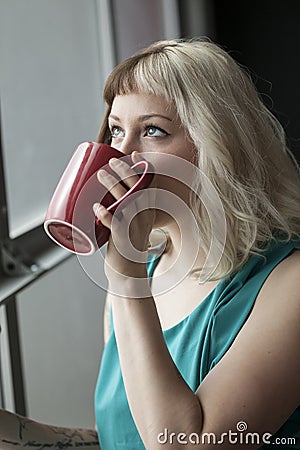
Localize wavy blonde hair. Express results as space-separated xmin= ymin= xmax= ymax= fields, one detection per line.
xmin=98 ymin=38 xmax=300 ymax=280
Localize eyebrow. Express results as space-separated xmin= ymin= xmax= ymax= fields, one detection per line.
xmin=109 ymin=114 xmax=173 ymax=122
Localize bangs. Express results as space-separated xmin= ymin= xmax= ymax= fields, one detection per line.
xmin=103 ymin=52 xmax=174 ymax=105
xmin=98 ymin=48 xmax=181 ymax=144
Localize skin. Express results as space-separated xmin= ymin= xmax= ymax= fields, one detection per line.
xmin=94 ymin=93 xmax=300 ymax=449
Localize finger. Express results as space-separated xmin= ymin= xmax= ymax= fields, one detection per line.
xmin=131 ymin=151 xmax=145 ymax=164
xmin=109 ymin=157 xmax=140 ymax=189
xmin=97 ymin=169 xmax=127 ymax=201
xmin=93 ymin=203 xmax=113 ymax=229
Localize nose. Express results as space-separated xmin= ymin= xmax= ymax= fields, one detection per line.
xmin=115 ymin=134 xmax=141 ymax=156
xmin=118 ymin=140 xmax=136 ymax=155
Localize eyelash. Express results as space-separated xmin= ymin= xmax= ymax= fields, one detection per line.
xmin=145 ymin=124 xmax=169 ymax=137
xmin=110 ymin=126 xmax=123 ymax=138
xmin=109 ymin=124 xmax=169 ymax=138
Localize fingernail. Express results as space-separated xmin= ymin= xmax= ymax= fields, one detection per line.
xmin=109 ymin=157 xmax=120 ymax=165
xmin=98 ymin=169 xmax=108 ymax=177
xmin=132 ymin=151 xmax=142 ymax=160
xmin=93 ymin=203 xmax=101 ymax=215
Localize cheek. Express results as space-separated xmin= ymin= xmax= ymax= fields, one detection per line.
xmin=173 ymin=144 xmax=198 ymax=165
xmin=155 ymin=175 xmax=191 ymax=206
xmin=142 ymin=140 xmax=197 ymax=198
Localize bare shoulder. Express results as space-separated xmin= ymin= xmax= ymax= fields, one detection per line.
xmin=255 ymin=248 xmax=300 ymax=308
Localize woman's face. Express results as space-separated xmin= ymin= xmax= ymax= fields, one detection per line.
xmin=108 ymin=93 xmax=197 ymax=227
xmin=109 ymin=93 xmax=195 ymax=162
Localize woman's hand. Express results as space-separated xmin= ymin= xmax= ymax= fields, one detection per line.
xmin=93 ymin=151 xmax=156 ymax=284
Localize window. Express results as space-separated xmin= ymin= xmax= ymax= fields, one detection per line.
xmin=0 ymin=0 xmax=115 ymax=424
xmin=0 ymin=0 xmax=179 ymax=426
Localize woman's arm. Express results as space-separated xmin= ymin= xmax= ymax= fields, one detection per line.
xmin=111 ymin=277 xmax=203 ymax=447
xmin=0 ymin=409 xmax=100 ymax=450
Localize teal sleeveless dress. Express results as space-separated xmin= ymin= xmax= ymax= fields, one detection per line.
xmin=94 ymin=238 xmax=300 ymax=449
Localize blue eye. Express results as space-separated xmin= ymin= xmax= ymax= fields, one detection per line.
xmin=110 ymin=126 xmax=124 ymax=139
xmin=146 ymin=126 xmax=168 ymax=137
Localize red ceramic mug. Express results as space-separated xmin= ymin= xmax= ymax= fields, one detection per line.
xmin=44 ymin=142 xmax=154 ymax=255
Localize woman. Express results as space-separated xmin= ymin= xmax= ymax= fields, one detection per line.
xmin=1 ymin=39 xmax=300 ymax=449
xmin=93 ymin=39 xmax=300 ymax=449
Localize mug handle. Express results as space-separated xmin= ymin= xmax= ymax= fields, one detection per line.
xmin=107 ymin=160 xmax=155 ymax=214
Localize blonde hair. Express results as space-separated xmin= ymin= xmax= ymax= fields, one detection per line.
xmin=98 ymin=38 xmax=300 ymax=280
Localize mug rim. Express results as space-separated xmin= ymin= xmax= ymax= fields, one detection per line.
xmin=44 ymin=218 xmax=96 ymax=256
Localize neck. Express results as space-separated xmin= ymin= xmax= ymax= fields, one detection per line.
xmin=155 ymin=217 xmax=207 ymax=278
